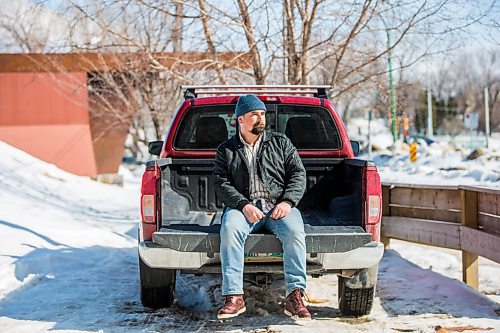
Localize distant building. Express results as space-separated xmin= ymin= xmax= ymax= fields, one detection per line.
xmin=0 ymin=53 xmax=249 ymax=177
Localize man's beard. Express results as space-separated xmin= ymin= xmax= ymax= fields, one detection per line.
xmin=251 ymin=123 xmax=265 ymax=135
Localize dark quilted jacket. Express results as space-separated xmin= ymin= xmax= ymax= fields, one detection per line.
xmin=213 ymin=131 xmax=306 ymax=210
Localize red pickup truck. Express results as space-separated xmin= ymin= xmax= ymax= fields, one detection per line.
xmin=139 ymin=85 xmax=383 ymax=316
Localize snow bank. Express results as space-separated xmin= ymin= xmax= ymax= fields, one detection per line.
xmin=347 ymin=117 xmax=500 ymax=187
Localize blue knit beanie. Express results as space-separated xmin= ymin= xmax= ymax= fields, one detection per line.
xmin=235 ymin=94 xmax=266 ymax=117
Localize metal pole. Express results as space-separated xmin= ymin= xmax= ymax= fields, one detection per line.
xmin=484 ymin=86 xmax=490 ymax=148
xmin=368 ymin=110 xmax=373 ymax=160
xmin=380 ymin=16 xmax=397 ymax=143
xmin=427 ymin=87 xmax=433 ymax=137
xmin=387 ymin=32 xmax=397 ymax=143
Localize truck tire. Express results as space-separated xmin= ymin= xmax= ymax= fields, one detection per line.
xmin=338 ymin=276 xmax=374 ymax=316
xmin=139 ymin=256 xmax=176 ymax=308
xmin=337 ymin=266 xmax=378 ymax=316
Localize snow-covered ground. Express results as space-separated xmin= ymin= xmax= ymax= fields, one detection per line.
xmin=0 ymin=118 xmax=499 ymax=332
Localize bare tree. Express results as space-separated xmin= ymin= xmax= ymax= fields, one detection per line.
xmin=236 ymin=0 xmax=266 ymax=84
xmin=443 ymin=49 xmax=500 ymax=132
xmin=0 ymin=1 xmax=71 ymax=52
xmin=172 ymin=2 xmax=184 ymax=52
xmin=283 ymin=0 xmax=322 ymax=84
xmin=61 ymin=1 xmax=253 ymax=157
xmin=192 ymin=0 xmax=495 ymax=127
xmin=2 ymin=0 xmax=498 ymax=160
xmin=198 ymin=0 xmax=227 ymax=84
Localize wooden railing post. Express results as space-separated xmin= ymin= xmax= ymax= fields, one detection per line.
xmin=381 ymin=185 xmax=391 ymax=248
xmin=460 ymin=189 xmax=479 ymax=290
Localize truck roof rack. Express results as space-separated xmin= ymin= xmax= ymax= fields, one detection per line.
xmin=182 ymin=85 xmax=331 ymax=100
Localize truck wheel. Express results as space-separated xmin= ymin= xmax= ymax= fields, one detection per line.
xmin=337 ymin=266 xmax=378 ymax=316
xmin=139 ymin=256 xmax=176 ymax=308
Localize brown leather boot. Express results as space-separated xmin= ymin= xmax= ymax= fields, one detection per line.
xmin=217 ymin=294 xmax=246 ymax=319
xmin=284 ymin=289 xmax=312 ymax=320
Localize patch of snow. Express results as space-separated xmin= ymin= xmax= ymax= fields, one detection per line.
xmin=348 ymin=117 xmax=500 ymax=187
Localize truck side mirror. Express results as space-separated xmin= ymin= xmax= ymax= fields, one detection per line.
xmin=350 ymin=140 xmax=360 ymax=157
xmin=148 ymin=141 xmax=163 ymax=156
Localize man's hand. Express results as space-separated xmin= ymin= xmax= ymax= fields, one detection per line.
xmin=271 ymin=201 xmax=292 ymax=220
xmin=242 ymin=204 xmax=265 ymax=223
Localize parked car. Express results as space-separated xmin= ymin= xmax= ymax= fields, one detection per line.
xmin=405 ymin=135 xmax=436 ymax=145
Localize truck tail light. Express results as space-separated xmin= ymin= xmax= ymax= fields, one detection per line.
xmin=141 ymin=194 xmax=155 ymax=223
xmin=362 ymin=165 xmax=382 ymax=241
xmin=141 ymin=165 xmax=157 ymax=223
xmin=368 ymin=195 xmax=381 ymax=224
xmin=140 ymin=163 xmax=160 ymax=241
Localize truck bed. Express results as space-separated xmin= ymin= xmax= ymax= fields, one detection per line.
xmin=154 ymin=157 xmax=372 ymax=254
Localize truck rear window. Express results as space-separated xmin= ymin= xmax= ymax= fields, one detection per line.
xmin=173 ymin=104 xmax=341 ymax=150
xmin=277 ymin=105 xmax=341 ymax=150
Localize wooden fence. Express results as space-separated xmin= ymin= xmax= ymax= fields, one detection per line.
xmin=380 ymin=183 xmax=500 ymax=290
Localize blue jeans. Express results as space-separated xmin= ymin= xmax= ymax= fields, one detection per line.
xmin=220 ymin=207 xmax=307 ymax=296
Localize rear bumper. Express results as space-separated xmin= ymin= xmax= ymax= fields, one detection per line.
xmin=307 ymin=241 xmax=384 ymax=270
xmin=139 ymin=240 xmax=384 ymax=272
